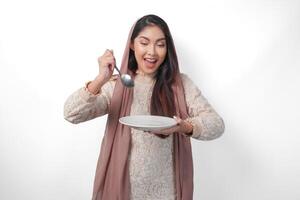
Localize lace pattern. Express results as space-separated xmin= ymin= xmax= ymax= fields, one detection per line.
xmin=128 ymin=75 xmax=176 ymax=199
xmin=63 ymin=73 xmax=225 ymax=199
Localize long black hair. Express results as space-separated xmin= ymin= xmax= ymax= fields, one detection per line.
xmin=128 ymin=15 xmax=180 ymax=125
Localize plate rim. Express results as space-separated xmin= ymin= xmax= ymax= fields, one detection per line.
xmin=119 ymin=115 xmax=177 ymax=129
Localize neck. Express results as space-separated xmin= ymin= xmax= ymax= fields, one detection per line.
xmin=135 ymin=69 xmax=156 ymax=83
xmin=136 ymin=69 xmax=157 ymax=77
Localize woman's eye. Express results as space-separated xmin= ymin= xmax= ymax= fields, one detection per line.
xmin=157 ymin=44 xmax=166 ymax=47
xmin=140 ymin=42 xmax=148 ymax=46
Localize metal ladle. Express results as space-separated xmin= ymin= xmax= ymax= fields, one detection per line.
xmin=114 ymin=65 xmax=134 ymax=88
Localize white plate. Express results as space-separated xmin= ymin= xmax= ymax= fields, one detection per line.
xmin=119 ymin=115 xmax=177 ymax=131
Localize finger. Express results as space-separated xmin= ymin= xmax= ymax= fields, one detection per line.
xmin=166 ymin=126 xmax=179 ymax=133
xmin=104 ymin=53 xmax=116 ymax=68
xmin=109 ymin=59 xmax=116 ymax=70
xmin=105 ymin=57 xmax=115 ymax=64
xmin=107 ymin=62 xmax=115 ymax=69
xmin=104 ymin=49 xmax=110 ymax=55
xmin=106 ymin=49 xmax=114 ymax=56
xmin=109 ymin=63 xmax=115 ymax=71
xmin=103 ymin=49 xmax=111 ymax=57
xmin=173 ymin=116 xmax=182 ymax=124
xmin=103 ymin=56 xmax=115 ymax=65
xmin=150 ymin=131 xmax=170 ymax=136
xmin=152 ymin=125 xmax=179 ymax=135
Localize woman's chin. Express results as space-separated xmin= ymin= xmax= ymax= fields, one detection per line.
xmin=138 ymin=65 xmax=159 ymax=75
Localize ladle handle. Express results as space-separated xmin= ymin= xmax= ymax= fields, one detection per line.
xmin=114 ymin=65 xmax=121 ymax=75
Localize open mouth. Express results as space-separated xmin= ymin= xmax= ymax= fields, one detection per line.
xmin=144 ymin=58 xmax=158 ymax=67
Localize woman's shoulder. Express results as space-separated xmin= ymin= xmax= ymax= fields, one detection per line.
xmin=180 ymin=73 xmax=196 ymax=86
xmin=179 ymin=73 xmax=202 ymax=93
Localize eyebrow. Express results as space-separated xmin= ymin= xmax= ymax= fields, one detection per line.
xmin=138 ymin=36 xmax=166 ymax=42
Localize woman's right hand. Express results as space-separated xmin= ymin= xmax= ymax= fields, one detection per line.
xmin=97 ymin=49 xmax=115 ymax=83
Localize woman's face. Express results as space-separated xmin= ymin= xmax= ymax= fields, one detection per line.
xmin=131 ymin=25 xmax=167 ymax=75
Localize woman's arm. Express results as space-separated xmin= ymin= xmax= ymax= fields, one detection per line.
xmin=181 ymin=73 xmax=225 ymax=140
xmin=63 ymin=76 xmax=116 ymax=124
xmin=64 ymin=49 xmax=117 ymax=124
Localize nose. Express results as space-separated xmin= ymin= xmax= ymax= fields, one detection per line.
xmin=146 ymin=44 xmax=156 ymax=56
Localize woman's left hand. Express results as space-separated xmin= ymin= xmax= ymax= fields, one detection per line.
xmin=150 ymin=116 xmax=193 ymax=136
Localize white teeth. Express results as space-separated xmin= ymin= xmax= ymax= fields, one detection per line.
xmin=145 ymin=58 xmax=157 ymax=63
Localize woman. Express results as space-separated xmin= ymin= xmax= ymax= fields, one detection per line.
xmin=64 ymin=14 xmax=225 ymax=200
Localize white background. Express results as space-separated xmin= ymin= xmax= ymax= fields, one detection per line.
xmin=1 ymin=0 xmax=299 ymax=199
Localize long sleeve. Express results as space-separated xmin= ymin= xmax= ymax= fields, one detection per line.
xmin=181 ymin=73 xmax=225 ymax=140
xmin=63 ymin=79 xmax=116 ymax=124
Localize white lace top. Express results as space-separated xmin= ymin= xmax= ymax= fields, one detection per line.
xmin=64 ymin=73 xmax=225 ymax=200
